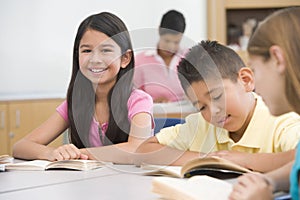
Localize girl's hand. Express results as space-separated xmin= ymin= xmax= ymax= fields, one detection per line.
xmin=79 ymin=148 xmax=96 ymax=160
xmin=228 ymin=172 xmax=273 ymax=200
xmin=47 ymin=144 xmax=89 ymax=161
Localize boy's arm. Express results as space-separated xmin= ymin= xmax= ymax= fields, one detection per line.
xmin=81 ymin=136 xmax=201 ymax=166
xmin=135 ymin=136 xmax=203 ymax=166
xmin=209 ymin=149 xmax=295 ymax=172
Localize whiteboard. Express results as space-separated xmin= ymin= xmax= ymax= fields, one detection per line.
xmin=0 ymin=0 xmax=206 ymax=97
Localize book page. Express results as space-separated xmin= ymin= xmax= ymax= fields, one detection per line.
xmin=0 ymin=155 xmax=14 ymax=171
xmin=141 ymin=164 xmax=182 ymax=178
xmin=45 ymin=160 xmax=106 ymax=171
xmin=181 ymin=156 xmax=251 ymax=177
xmin=5 ymin=160 xmax=52 ymax=171
xmin=152 ymin=175 xmax=232 ymax=200
xmin=0 ymin=155 xmax=14 ymax=164
xmin=5 ymin=159 xmax=108 ymax=171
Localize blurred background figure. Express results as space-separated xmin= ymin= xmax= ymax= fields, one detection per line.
xmin=134 ymin=10 xmax=187 ymax=103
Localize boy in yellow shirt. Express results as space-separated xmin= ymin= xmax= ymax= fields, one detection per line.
xmin=136 ymin=40 xmax=300 ymax=173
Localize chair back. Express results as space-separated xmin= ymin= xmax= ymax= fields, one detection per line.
xmin=154 ymin=118 xmax=185 ymax=134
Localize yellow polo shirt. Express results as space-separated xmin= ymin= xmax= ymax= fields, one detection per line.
xmin=156 ymin=94 xmax=300 ymax=153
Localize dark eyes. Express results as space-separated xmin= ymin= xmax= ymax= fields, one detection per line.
xmin=198 ymin=93 xmax=222 ymax=112
xmin=213 ymin=93 xmax=222 ymax=101
xmin=81 ymin=48 xmax=112 ymax=53
xmin=81 ymin=49 xmax=92 ymax=53
xmin=101 ymin=49 xmax=112 ymax=53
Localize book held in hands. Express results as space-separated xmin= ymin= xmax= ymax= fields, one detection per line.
xmin=142 ymin=156 xmax=251 ymax=179
xmin=147 ymin=156 xmax=244 ymax=200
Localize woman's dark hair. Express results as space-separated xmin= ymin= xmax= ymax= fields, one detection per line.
xmin=159 ymin=10 xmax=186 ymax=35
xmin=67 ymin=12 xmax=134 ymax=147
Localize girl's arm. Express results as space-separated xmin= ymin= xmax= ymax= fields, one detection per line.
xmin=13 ymin=112 xmax=87 ymax=161
xmin=82 ymin=112 xmax=152 ymax=163
xmin=116 ymin=111 xmax=153 ymax=152
xmin=82 ymin=112 xmax=202 ymax=165
xmin=266 ymin=160 xmax=293 ymax=192
xmin=208 ymin=149 xmax=295 ymax=173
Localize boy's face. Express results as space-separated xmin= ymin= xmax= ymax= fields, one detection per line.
xmin=186 ymin=79 xmax=253 ymax=132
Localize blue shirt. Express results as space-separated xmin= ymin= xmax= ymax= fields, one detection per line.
xmin=290 ymin=142 xmax=300 ymax=200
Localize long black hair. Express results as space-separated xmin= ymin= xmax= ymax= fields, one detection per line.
xmin=66 ymin=12 xmax=134 ymax=148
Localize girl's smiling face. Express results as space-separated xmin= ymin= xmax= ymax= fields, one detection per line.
xmin=79 ymin=29 xmax=123 ymax=87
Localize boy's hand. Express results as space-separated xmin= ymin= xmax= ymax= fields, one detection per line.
xmin=47 ymin=144 xmax=88 ymax=161
xmin=207 ymin=150 xmax=251 ymax=169
xmin=228 ymin=172 xmax=273 ymax=200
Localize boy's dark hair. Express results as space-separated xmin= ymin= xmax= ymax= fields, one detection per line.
xmin=178 ymin=40 xmax=246 ymax=92
xmin=159 ymin=10 xmax=186 ymax=35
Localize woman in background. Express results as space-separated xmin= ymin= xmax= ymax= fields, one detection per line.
xmin=134 ymin=10 xmax=187 ymax=103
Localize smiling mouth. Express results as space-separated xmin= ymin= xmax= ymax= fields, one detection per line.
xmin=217 ymin=114 xmax=231 ymax=124
xmin=89 ymin=68 xmax=107 ymax=73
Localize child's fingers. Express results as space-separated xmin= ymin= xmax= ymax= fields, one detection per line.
xmin=80 ymin=154 xmax=89 ymax=160
xmin=228 ymin=189 xmax=243 ymax=200
xmin=52 ymin=149 xmax=64 ymax=161
xmin=79 ymin=148 xmax=95 ymax=160
xmin=52 ymin=144 xmax=80 ymax=160
xmin=58 ymin=148 xmax=71 ymax=160
xmin=236 ymin=174 xmax=255 ymax=187
xmin=67 ymin=144 xmax=83 ymax=159
xmin=242 ymin=173 xmax=268 ymax=187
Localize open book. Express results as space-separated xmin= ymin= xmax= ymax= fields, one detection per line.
xmin=4 ymin=159 xmax=108 ymax=171
xmin=0 ymin=155 xmax=14 ymax=172
xmin=142 ymin=156 xmax=251 ymax=179
xmin=0 ymin=155 xmax=14 ymax=164
xmin=152 ymin=175 xmax=232 ymax=200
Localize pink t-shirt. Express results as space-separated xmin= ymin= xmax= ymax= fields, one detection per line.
xmin=56 ymin=89 xmax=153 ymax=147
xmin=133 ymin=49 xmax=186 ymax=102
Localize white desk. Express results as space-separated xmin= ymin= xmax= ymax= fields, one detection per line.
xmin=1 ymin=163 xmax=288 ymax=200
xmin=0 ymin=164 xmax=160 ymax=200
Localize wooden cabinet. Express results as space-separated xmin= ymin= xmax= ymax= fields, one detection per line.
xmin=207 ymin=0 xmax=300 ymax=64
xmin=0 ymin=99 xmax=65 ymax=155
xmin=0 ymin=103 xmax=8 ymax=155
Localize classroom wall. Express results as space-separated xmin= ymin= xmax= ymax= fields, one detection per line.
xmin=0 ymin=0 xmax=207 ymax=97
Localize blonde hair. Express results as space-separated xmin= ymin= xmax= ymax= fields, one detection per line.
xmin=248 ymin=6 xmax=300 ymax=114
